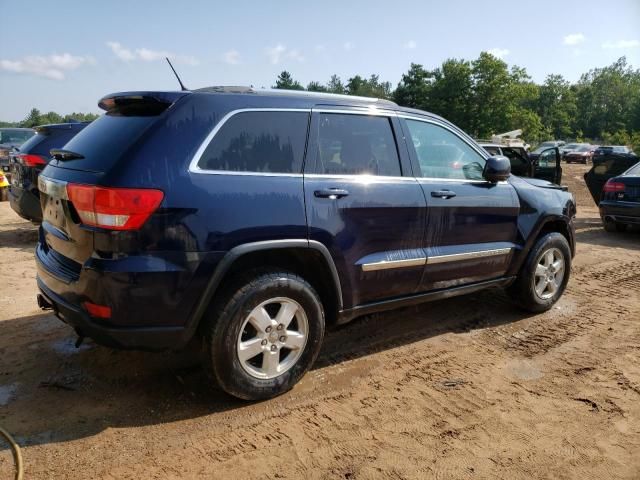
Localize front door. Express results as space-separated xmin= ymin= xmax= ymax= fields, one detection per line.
xmin=304 ymin=108 xmax=427 ymax=308
xmin=400 ymin=116 xmax=520 ymax=291
xmin=534 ymin=147 xmax=562 ymax=184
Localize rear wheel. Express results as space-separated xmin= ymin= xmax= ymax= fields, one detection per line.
xmin=603 ymin=219 xmax=626 ymax=232
xmin=203 ymin=270 xmax=325 ymax=400
xmin=509 ymin=232 xmax=571 ymax=312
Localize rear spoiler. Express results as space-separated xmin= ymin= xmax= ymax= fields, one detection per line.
xmin=98 ymin=91 xmax=189 ymax=116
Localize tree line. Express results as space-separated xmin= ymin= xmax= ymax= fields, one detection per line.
xmin=3 ymin=54 xmax=638 ymax=150
xmin=274 ymin=54 xmax=640 ymax=149
xmin=0 ymin=108 xmax=99 ymax=129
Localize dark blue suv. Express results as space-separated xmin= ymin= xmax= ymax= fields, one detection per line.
xmin=35 ymin=88 xmax=576 ymax=400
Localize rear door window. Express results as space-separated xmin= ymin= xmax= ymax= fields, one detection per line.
xmin=311 ymin=113 xmax=401 ymax=176
xmin=197 ymin=111 xmax=309 ymax=173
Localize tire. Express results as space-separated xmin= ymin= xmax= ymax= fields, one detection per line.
xmin=603 ymin=220 xmax=626 ymax=233
xmin=202 ymin=270 xmax=325 ymax=400
xmin=0 ymin=187 xmax=7 ymax=202
xmin=509 ymin=232 xmax=571 ymax=313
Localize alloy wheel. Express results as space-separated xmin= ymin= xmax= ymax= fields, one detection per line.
xmin=533 ymin=247 xmax=565 ymax=300
xmin=236 ymin=297 xmax=309 ymax=379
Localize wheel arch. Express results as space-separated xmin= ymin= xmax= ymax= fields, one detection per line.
xmin=508 ymin=215 xmax=575 ymax=276
xmin=186 ymin=240 xmax=342 ymax=340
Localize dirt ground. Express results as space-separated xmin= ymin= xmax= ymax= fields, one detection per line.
xmin=0 ymin=163 xmax=639 ymax=479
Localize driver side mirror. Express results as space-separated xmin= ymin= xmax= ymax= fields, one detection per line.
xmin=483 ymin=155 xmax=511 ymax=183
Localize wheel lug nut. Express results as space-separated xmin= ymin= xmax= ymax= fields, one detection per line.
xmin=261 ymin=339 xmax=267 ymax=346
xmin=266 ymin=326 xmax=272 ymax=333
xmin=279 ymin=336 xmax=286 ymax=342
xmin=277 ymin=324 xmax=283 ymax=330
xmin=270 ymin=344 xmax=277 ymax=351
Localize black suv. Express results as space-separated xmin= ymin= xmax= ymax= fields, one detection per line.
xmin=9 ymin=122 xmax=89 ymax=222
xmin=35 ymin=88 xmax=576 ymax=400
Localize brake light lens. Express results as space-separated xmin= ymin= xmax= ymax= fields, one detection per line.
xmin=603 ymin=180 xmax=625 ymax=193
xmin=18 ymin=154 xmax=47 ymax=167
xmin=66 ymin=184 xmax=164 ymax=230
xmin=83 ymin=301 xmax=112 ymax=318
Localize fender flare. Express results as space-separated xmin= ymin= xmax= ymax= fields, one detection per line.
xmin=182 ymin=239 xmax=343 ymax=341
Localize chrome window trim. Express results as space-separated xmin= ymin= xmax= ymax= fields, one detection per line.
xmin=304 ymin=173 xmax=416 ymax=182
xmin=426 ymin=248 xmax=513 ymax=265
xmin=188 ymin=108 xmax=312 ymax=175
xmin=361 ymin=257 xmax=426 ymax=272
xmin=312 ymin=108 xmax=398 ymax=117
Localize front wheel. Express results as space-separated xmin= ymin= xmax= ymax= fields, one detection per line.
xmin=202 ymin=270 xmax=325 ymax=400
xmin=509 ymin=232 xmax=571 ymax=312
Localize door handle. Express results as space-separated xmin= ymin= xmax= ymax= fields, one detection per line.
xmin=314 ymin=188 xmax=349 ymax=199
xmin=431 ymin=190 xmax=456 ymax=199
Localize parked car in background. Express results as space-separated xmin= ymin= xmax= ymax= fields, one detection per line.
xmin=593 ymin=146 xmax=634 ymax=161
xmin=35 ymin=88 xmax=576 ymax=400
xmin=591 ymin=160 xmax=640 ymax=232
xmin=8 ymin=122 xmax=89 ymax=222
xmin=584 ymin=151 xmax=639 ymax=205
xmin=560 ymin=142 xmax=588 ymax=158
xmin=479 ymin=142 xmax=562 ymax=184
xmin=0 ymin=128 xmax=35 ymax=175
xmin=565 ymin=144 xmax=594 ymax=164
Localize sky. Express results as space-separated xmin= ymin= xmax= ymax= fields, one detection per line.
xmin=1 ymin=0 xmax=639 ymax=121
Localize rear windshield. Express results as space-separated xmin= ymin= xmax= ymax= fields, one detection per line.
xmin=18 ymin=132 xmax=49 ymax=153
xmin=0 ymin=129 xmax=34 ymax=146
xmin=625 ymin=162 xmax=640 ymax=176
xmin=51 ymin=114 xmax=156 ymax=172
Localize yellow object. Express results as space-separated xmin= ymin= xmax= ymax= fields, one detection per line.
xmin=0 ymin=172 xmax=8 ymax=188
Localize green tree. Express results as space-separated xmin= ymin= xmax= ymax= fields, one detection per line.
xmin=21 ymin=108 xmax=42 ymax=127
xmin=274 ymin=71 xmax=303 ymax=90
xmin=536 ymin=74 xmax=576 ymax=139
xmin=306 ymin=81 xmax=327 ymax=92
xmin=393 ymin=63 xmax=432 ymax=110
xmin=326 ymin=75 xmax=345 ymax=94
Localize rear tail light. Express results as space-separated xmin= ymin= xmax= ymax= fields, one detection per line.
xmin=603 ymin=180 xmax=625 ymax=193
xmin=66 ymin=184 xmax=164 ymax=230
xmin=18 ymin=154 xmax=47 ymax=167
xmin=83 ymin=301 xmax=112 ymax=319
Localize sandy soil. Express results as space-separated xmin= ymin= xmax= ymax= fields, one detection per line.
xmin=0 ymin=163 xmax=639 ymax=479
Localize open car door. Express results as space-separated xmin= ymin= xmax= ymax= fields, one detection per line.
xmin=534 ymin=147 xmax=562 ymax=184
xmin=584 ymin=154 xmax=640 ymax=205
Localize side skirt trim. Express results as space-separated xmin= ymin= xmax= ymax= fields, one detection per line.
xmin=337 ymin=276 xmax=515 ymax=324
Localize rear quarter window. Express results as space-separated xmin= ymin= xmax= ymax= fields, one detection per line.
xmin=196 ymin=111 xmax=310 ymax=173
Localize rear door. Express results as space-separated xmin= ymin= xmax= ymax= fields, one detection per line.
xmin=304 ymin=107 xmax=427 ymax=308
xmin=533 ymin=147 xmax=562 ymax=184
xmin=400 ymin=116 xmax=519 ymax=291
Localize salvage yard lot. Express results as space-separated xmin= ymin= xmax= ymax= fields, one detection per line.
xmin=0 ymin=163 xmax=639 ymax=479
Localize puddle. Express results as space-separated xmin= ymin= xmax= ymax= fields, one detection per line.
xmin=0 ymin=383 xmax=18 ymax=406
xmin=50 ymin=337 xmax=94 ymax=356
xmin=504 ymin=358 xmax=543 ymax=381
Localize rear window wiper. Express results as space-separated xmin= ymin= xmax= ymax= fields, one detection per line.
xmin=50 ymin=149 xmax=84 ymax=161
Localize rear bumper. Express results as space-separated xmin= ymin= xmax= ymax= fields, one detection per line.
xmin=35 ymin=238 xmax=225 ymax=350
xmin=600 ymin=201 xmax=640 ymax=225
xmin=8 ymin=185 xmax=42 ymax=222
xmin=38 ymin=278 xmax=186 ymax=350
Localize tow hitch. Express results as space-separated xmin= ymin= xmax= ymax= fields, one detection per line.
xmin=37 ymin=294 xmax=53 ymax=311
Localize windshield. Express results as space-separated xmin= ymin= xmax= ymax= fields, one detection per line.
xmin=576 ymin=145 xmax=590 ymax=152
xmin=565 ymin=143 xmax=580 ymax=149
xmin=533 ymin=145 xmax=555 ymax=154
xmin=0 ymin=129 xmax=34 ymax=146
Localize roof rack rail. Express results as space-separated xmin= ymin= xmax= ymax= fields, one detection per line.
xmin=193 ymin=86 xmax=397 ymax=106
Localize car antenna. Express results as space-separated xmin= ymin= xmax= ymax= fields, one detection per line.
xmin=165 ymin=57 xmax=188 ymax=91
